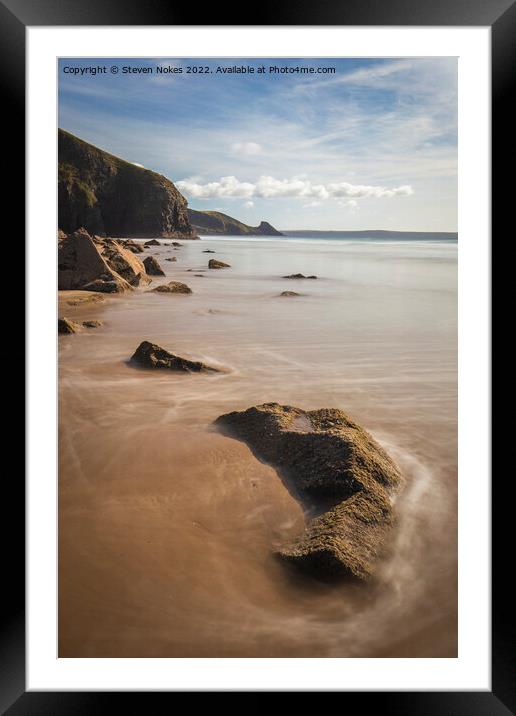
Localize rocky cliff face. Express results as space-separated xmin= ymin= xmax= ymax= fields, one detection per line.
xmin=58 ymin=129 xmax=197 ymax=239
xmin=188 ymin=209 xmax=283 ymax=236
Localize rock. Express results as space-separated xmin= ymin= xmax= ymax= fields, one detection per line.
xmin=171 ymin=241 xmax=183 ymax=247
xmin=283 ymin=273 xmax=317 ymax=279
xmin=194 ymin=274 xmax=205 ymax=277
xmin=120 ymin=239 xmax=144 ymax=254
xmin=202 ymin=249 xmax=216 ymax=253
xmin=144 ymin=239 xmax=161 ymax=246
xmin=208 ymin=259 xmax=231 ymax=269
xmin=58 ymin=317 xmax=81 ymax=334
xmin=215 ymin=403 xmax=402 ymax=580
xmin=143 ymin=255 xmax=165 ymax=276
xmin=280 ymin=291 xmax=300 ymax=297
xmin=59 ymin=290 xmax=105 ymax=306
xmin=130 ymin=341 xmax=219 ymax=373
xmin=82 ymin=320 xmax=102 ymax=328
xmin=58 ymin=228 xmax=132 ymax=293
xmin=165 ymin=257 xmax=177 ymax=262
xmin=100 ymin=238 xmax=150 ymax=286
xmin=148 ymin=281 xmax=192 ymax=294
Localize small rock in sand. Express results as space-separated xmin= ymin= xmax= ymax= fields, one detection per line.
xmin=144 ymin=239 xmax=161 ymax=246
xmin=280 ymin=291 xmax=300 ymax=297
xmin=82 ymin=320 xmax=103 ymax=328
xmin=58 ymin=317 xmax=81 ymax=334
xmin=203 ymin=249 xmax=216 ymax=253
xmin=165 ymin=257 xmax=177 ymax=262
xmin=143 ymin=255 xmax=165 ymax=276
xmin=148 ymin=281 xmax=192 ymax=294
xmin=130 ymin=341 xmax=219 ymax=373
xmin=208 ymin=259 xmax=231 ymax=269
xmin=283 ymin=273 xmax=317 ymax=279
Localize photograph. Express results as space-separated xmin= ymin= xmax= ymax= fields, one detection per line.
xmin=57 ymin=56 xmax=458 ymax=659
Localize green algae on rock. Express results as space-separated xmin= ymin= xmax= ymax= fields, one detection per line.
xmin=214 ymin=402 xmax=402 ymax=580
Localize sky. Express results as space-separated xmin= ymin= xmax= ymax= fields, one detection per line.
xmin=58 ymin=57 xmax=457 ymax=232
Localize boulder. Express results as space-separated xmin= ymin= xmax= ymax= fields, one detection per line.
xmin=144 ymin=239 xmax=161 ymax=246
xmin=143 ymin=255 xmax=165 ymax=276
xmin=100 ymin=238 xmax=150 ymax=286
xmin=280 ymin=291 xmax=300 ymax=297
xmin=148 ymin=281 xmax=192 ymax=294
xmin=58 ymin=228 xmax=133 ymax=293
xmin=215 ymin=403 xmax=402 ymax=580
xmin=208 ymin=259 xmax=231 ymax=269
xmin=58 ymin=317 xmax=81 ymax=334
xmin=283 ymin=273 xmax=317 ymax=279
xmin=82 ymin=320 xmax=102 ymax=328
xmin=130 ymin=341 xmax=219 ymax=373
xmin=120 ymin=239 xmax=144 ymax=254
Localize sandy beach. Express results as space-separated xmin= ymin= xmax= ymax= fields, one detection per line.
xmin=58 ymin=236 xmax=457 ymax=658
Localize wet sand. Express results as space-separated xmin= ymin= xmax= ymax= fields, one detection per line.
xmin=59 ymin=237 xmax=457 ymax=657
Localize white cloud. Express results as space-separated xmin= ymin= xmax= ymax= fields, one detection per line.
xmin=177 ymin=175 xmax=413 ymax=202
xmin=231 ymin=141 xmax=262 ymax=156
xmin=244 ymin=200 xmax=254 ymax=208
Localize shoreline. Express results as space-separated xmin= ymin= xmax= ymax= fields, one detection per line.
xmin=58 ymin=234 xmax=457 ymax=657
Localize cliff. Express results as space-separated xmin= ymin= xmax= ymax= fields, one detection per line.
xmin=187 ymin=209 xmax=283 ymax=236
xmin=58 ymin=129 xmax=197 ymax=239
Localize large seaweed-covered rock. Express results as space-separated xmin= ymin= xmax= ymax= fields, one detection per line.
xmin=215 ymin=403 xmax=402 ymax=580
xmin=130 ymin=341 xmax=219 ymax=373
xmin=58 ymin=129 xmax=197 ymax=239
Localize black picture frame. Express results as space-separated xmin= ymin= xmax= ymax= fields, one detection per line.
xmin=3 ymin=0 xmax=504 ymax=709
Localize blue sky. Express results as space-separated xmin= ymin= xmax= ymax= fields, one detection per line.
xmin=58 ymin=57 xmax=457 ymax=231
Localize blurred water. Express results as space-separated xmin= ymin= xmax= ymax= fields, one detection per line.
xmin=59 ymin=236 xmax=457 ymax=657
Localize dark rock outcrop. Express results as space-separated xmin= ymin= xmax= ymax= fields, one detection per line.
xmin=143 ymin=255 xmax=165 ymax=276
xmin=215 ymin=403 xmax=402 ymax=580
xmin=58 ymin=317 xmax=81 ymax=334
xmin=208 ymin=259 xmax=231 ymax=269
xmin=58 ymin=228 xmax=132 ymax=293
xmin=283 ymin=273 xmax=317 ymax=279
xmin=58 ymin=129 xmax=197 ymax=239
xmin=144 ymin=239 xmax=161 ymax=246
xmin=130 ymin=341 xmax=219 ymax=373
xmin=148 ymin=281 xmax=192 ymax=294
xmin=188 ymin=209 xmax=283 ymax=236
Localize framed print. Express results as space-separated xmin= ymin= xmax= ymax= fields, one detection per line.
xmin=2 ymin=0 xmax=506 ymax=709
